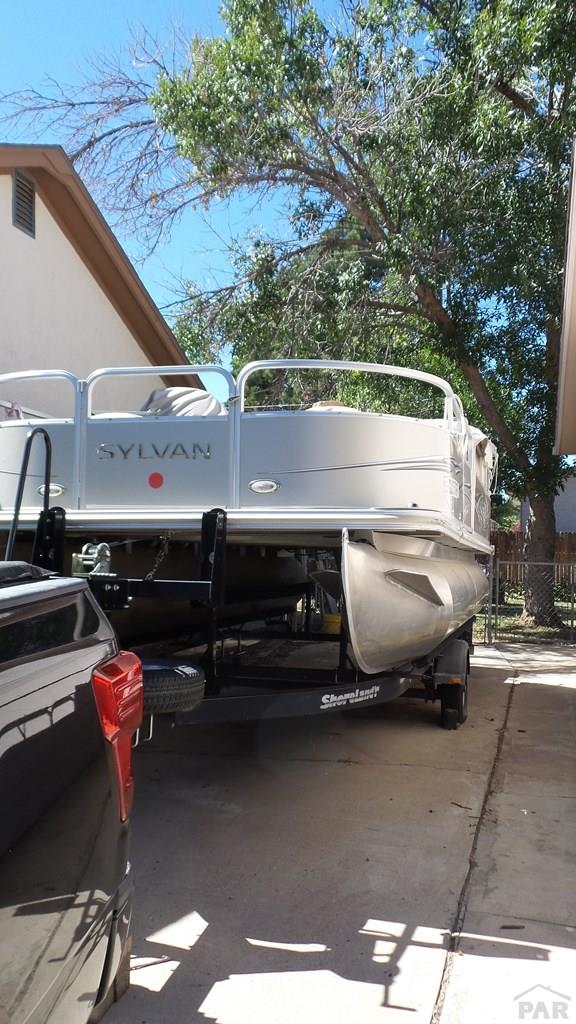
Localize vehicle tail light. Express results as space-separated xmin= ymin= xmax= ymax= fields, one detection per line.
xmin=92 ymin=652 xmax=143 ymax=821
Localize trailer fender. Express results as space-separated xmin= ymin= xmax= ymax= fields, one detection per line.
xmin=433 ymin=638 xmax=469 ymax=687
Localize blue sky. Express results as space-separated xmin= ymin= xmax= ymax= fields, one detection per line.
xmin=1 ymin=0 xmax=287 ymax=315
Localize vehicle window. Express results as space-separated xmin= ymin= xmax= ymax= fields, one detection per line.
xmin=0 ymin=593 xmax=100 ymax=665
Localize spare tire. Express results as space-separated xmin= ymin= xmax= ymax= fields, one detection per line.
xmin=141 ymin=659 xmax=205 ymax=715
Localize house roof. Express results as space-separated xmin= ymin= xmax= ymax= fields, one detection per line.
xmin=555 ymin=137 xmax=576 ymax=454
xmin=0 ymin=143 xmax=198 ymax=387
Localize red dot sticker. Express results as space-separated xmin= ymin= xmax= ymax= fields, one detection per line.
xmin=148 ymin=472 xmax=164 ymax=489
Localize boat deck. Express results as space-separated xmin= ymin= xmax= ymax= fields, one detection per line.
xmin=0 ymin=505 xmax=492 ymax=551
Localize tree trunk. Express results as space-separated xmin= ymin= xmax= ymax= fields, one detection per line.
xmin=521 ymin=493 xmax=562 ymax=626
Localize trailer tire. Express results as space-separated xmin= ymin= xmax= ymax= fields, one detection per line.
xmin=142 ymin=660 xmax=205 ymax=715
xmin=440 ymin=706 xmax=459 ymax=730
xmin=439 ymin=683 xmax=468 ymax=729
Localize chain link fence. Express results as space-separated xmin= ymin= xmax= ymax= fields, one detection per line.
xmin=480 ymin=560 xmax=576 ymax=644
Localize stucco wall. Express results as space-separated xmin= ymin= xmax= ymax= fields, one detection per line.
xmin=0 ymin=174 xmax=164 ymax=415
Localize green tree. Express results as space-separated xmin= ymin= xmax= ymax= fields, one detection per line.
xmin=176 ymin=241 xmax=480 ymax=420
xmin=154 ymin=0 xmax=575 ymax=623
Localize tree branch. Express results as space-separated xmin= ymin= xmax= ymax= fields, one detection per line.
xmin=412 ymin=280 xmax=532 ymax=471
xmin=70 ymin=119 xmax=156 ymax=161
xmin=493 ymin=79 xmax=538 ymax=118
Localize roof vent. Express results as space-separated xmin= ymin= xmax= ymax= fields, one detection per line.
xmin=12 ymin=170 xmax=35 ymax=237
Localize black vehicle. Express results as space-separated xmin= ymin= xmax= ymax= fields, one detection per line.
xmin=0 ymin=560 xmax=142 ymax=1023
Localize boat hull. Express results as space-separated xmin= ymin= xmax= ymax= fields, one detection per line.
xmin=342 ymin=531 xmax=488 ymax=674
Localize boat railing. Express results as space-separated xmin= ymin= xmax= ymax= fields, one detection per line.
xmin=236 ymin=359 xmax=464 ymax=428
xmin=83 ymin=364 xmax=237 ymax=412
xmin=0 ymin=360 xmax=468 ymax=512
xmin=4 ymin=426 xmax=52 ymax=560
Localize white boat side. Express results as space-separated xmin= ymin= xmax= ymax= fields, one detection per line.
xmin=0 ymin=360 xmax=496 ymax=549
xmin=0 ymin=360 xmax=496 ymax=674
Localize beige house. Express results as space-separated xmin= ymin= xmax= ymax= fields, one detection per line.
xmin=0 ymin=144 xmax=191 ymax=416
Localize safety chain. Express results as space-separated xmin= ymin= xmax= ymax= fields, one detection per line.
xmin=144 ymin=531 xmax=174 ymax=581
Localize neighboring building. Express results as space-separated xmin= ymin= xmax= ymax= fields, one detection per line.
xmin=0 ymin=144 xmax=192 ymax=416
xmin=521 ymin=475 xmax=576 ymax=532
xmin=556 ymin=139 xmax=576 ymax=455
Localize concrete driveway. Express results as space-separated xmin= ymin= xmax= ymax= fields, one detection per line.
xmin=108 ymin=646 xmax=576 ymax=1024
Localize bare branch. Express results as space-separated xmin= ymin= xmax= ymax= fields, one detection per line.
xmin=0 ymin=29 xmax=198 ymax=253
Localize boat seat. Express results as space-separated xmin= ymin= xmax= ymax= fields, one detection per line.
xmin=308 ymin=400 xmax=363 ymax=414
xmin=140 ymin=387 xmax=226 ymax=417
xmin=91 ymin=411 xmax=143 ymax=419
xmin=0 ymin=402 xmax=24 ymax=421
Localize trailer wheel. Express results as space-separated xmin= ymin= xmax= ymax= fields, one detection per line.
xmin=439 ymin=682 xmax=468 ymax=729
xmin=142 ymin=660 xmax=205 ymax=715
xmin=434 ymin=638 xmax=469 ymax=730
